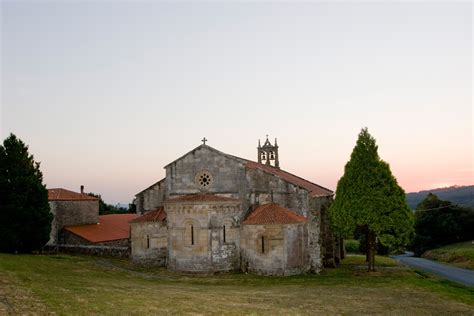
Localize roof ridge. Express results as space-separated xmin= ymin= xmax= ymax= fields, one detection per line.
xmin=273 ymin=166 xmax=334 ymax=193
xmin=163 ymin=144 xmax=247 ymax=169
xmin=135 ymin=178 xmax=166 ymax=196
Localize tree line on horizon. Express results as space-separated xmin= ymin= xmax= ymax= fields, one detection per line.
xmin=406 ymin=185 xmax=474 ymax=209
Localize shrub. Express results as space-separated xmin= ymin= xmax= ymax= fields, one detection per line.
xmin=345 ymin=239 xmax=360 ymax=254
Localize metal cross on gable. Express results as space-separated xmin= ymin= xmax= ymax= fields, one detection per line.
xmin=201 ymin=137 xmax=207 ymax=145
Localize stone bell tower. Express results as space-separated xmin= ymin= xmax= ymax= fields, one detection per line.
xmin=257 ymin=135 xmax=279 ymax=168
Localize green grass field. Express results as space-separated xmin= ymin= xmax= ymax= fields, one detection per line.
xmin=422 ymin=241 xmax=474 ymax=270
xmin=0 ymin=253 xmax=473 ymax=315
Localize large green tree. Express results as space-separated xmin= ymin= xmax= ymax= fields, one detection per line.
xmin=330 ymin=128 xmax=413 ymax=271
xmin=0 ymin=133 xmax=52 ymax=252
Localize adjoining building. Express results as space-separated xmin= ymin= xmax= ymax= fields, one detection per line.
xmin=47 ymin=187 xmax=138 ymax=257
xmin=132 ymin=138 xmax=341 ymax=275
xmin=47 ymin=187 xmax=100 ymax=246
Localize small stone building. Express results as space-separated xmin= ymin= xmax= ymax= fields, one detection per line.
xmin=47 ymin=187 xmax=138 ymax=257
xmin=131 ymin=137 xmax=338 ymax=275
xmin=47 ymin=187 xmax=100 ymax=246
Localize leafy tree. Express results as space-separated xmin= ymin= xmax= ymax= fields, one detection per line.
xmin=330 ymin=128 xmax=414 ymax=271
xmin=0 ymin=134 xmax=53 ymax=252
xmin=412 ymin=193 xmax=474 ymax=256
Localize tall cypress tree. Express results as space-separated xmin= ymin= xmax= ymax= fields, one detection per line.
xmin=0 ymin=134 xmax=52 ymax=252
xmin=330 ymin=128 xmax=413 ymax=271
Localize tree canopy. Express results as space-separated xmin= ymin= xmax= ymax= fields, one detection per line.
xmin=330 ymin=128 xmax=413 ymax=270
xmin=412 ymin=193 xmax=474 ymax=256
xmin=86 ymin=192 xmax=130 ymax=215
xmin=0 ymin=134 xmax=53 ymax=252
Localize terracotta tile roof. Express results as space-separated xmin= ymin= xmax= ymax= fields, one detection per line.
xmin=130 ymin=207 xmax=167 ymax=223
xmin=245 ymin=161 xmax=333 ymax=197
xmin=63 ymin=214 xmax=138 ymax=243
xmin=48 ymin=188 xmax=99 ymax=201
xmin=242 ymin=203 xmax=307 ymax=225
xmin=166 ymin=194 xmax=239 ymax=203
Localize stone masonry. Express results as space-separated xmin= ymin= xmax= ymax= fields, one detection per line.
xmin=132 ymin=138 xmax=335 ymax=275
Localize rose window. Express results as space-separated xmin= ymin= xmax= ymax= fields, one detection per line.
xmin=195 ymin=171 xmax=213 ymax=189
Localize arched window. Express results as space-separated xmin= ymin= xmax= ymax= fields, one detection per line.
xmin=184 ymin=221 xmax=199 ymax=247
xmin=223 ymin=225 xmax=227 ymax=243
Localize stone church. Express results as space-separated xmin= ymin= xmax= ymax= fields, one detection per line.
xmin=131 ymin=137 xmax=339 ymax=275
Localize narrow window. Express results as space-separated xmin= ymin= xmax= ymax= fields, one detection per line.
xmin=191 ymin=225 xmax=194 ymax=245
xmin=261 ymin=236 xmax=265 ymax=253
xmin=223 ymin=225 xmax=226 ymax=243
xmin=146 ymin=235 xmax=150 ymax=249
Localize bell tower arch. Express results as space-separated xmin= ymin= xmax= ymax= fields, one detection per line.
xmin=257 ymin=135 xmax=279 ymax=168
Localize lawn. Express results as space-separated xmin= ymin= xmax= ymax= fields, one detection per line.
xmin=422 ymin=241 xmax=474 ymax=270
xmin=0 ymin=253 xmax=473 ymax=315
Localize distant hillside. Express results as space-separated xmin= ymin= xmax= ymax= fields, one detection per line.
xmin=406 ymin=185 xmax=474 ymax=209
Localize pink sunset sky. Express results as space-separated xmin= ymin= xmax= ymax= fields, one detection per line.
xmin=1 ymin=2 xmax=472 ymax=205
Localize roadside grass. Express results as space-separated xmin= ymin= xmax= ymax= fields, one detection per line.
xmin=422 ymin=241 xmax=474 ymax=270
xmin=0 ymin=253 xmax=473 ymax=315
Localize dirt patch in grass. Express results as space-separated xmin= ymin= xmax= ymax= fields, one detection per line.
xmin=0 ymin=254 xmax=473 ymax=315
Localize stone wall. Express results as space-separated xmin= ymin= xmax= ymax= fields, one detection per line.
xmin=61 ymin=230 xmax=129 ymax=247
xmin=307 ymin=197 xmax=323 ymax=272
xmin=136 ymin=179 xmax=166 ymax=214
xmin=130 ymin=221 xmax=168 ymax=266
xmin=58 ymin=230 xmax=130 ymax=258
xmin=319 ymin=199 xmax=336 ymax=268
xmin=166 ymin=200 xmax=241 ymax=273
xmin=245 ymin=168 xmax=310 ymax=217
xmin=165 ymin=146 xmax=247 ymax=201
xmin=47 ymin=200 xmax=99 ymax=245
xmin=58 ymin=245 xmax=129 ymax=258
xmin=240 ymin=223 xmax=309 ymax=276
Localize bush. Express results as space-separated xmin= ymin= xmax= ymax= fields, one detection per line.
xmin=345 ymin=239 xmax=360 ymax=254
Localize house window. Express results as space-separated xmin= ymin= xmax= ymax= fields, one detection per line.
xmin=223 ymin=225 xmax=226 ymax=243
xmin=261 ymin=236 xmax=265 ymax=254
xmin=146 ymin=235 xmax=150 ymax=249
xmin=191 ymin=225 xmax=194 ymax=245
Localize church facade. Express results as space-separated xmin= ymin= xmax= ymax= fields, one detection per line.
xmin=131 ymin=138 xmax=337 ymax=275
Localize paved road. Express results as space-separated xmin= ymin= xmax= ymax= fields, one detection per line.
xmin=393 ymin=252 xmax=474 ymax=287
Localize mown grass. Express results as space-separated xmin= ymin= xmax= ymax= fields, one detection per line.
xmin=422 ymin=241 xmax=474 ymax=270
xmin=0 ymin=253 xmax=473 ymax=315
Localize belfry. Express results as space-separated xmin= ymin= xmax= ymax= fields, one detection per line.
xmin=257 ymin=136 xmax=279 ymax=168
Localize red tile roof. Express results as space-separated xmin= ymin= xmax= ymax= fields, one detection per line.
xmin=166 ymin=194 xmax=239 ymax=203
xmin=130 ymin=207 xmax=167 ymax=223
xmin=48 ymin=188 xmax=99 ymax=201
xmin=64 ymin=214 xmax=138 ymax=243
xmin=242 ymin=203 xmax=307 ymax=225
xmin=245 ymin=161 xmax=333 ymax=197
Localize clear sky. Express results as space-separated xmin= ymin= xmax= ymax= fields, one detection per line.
xmin=1 ymin=1 xmax=472 ymax=205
